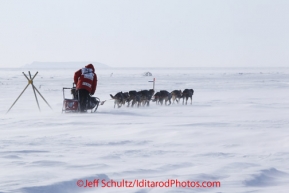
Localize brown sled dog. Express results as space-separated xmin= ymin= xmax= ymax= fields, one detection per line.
xmin=171 ymin=90 xmax=182 ymax=104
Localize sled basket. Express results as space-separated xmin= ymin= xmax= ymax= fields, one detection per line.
xmin=62 ymin=86 xmax=100 ymax=113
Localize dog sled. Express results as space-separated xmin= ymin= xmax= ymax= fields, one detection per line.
xmin=62 ymin=84 xmax=104 ymax=113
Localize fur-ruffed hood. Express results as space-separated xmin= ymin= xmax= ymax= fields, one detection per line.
xmin=85 ymin=64 xmax=95 ymax=72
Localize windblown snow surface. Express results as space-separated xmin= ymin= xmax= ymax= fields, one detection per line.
xmin=1 ymin=67 xmax=289 ymax=193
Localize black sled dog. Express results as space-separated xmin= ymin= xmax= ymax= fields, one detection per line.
xmin=139 ymin=89 xmax=155 ymax=106
xmin=159 ymin=90 xmax=172 ymax=105
xmin=110 ymin=92 xmax=124 ymax=108
xmin=182 ymin=89 xmax=194 ymax=105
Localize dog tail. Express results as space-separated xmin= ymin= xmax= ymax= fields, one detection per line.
xmin=110 ymin=94 xmax=115 ymax=99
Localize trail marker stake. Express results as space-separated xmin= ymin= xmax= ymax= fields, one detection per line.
xmin=148 ymin=78 xmax=156 ymax=90
xmin=6 ymin=71 xmax=52 ymax=114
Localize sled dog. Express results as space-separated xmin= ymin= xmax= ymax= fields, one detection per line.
xmin=110 ymin=92 xmax=124 ymax=108
xmin=171 ymin=90 xmax=182 ymax=104
xmin=182 ymin=89 xmax=194 ymax=105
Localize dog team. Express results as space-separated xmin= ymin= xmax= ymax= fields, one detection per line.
xmin=110 ymin=89 xmax=194 ymax=108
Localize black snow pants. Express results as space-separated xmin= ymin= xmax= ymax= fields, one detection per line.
xmin=78 ymin=89 xmax=90 ymax=112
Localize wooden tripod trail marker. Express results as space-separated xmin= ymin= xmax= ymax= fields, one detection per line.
xmin=6 ymin=71 xmax=53 ymax=114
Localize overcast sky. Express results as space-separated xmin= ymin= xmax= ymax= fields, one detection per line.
xmin=1 ymin=0 xmax=289 ymax=68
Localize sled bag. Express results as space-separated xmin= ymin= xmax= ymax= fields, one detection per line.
xmin=63 ymin=99 xmax=79 ymax=111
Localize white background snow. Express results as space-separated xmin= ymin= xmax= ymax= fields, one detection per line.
xmin=1 ymin=67 xmax=289 ymax=193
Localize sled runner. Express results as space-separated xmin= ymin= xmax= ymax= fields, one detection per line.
xmin=62 ymin=85 xmax=101 ymax=113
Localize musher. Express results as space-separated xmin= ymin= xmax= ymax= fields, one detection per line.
xmin=74 ymin=64 xmax=97 ymax=112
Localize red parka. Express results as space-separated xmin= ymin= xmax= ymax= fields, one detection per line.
xmin=74 ymin=64 xmax=97 ymax=95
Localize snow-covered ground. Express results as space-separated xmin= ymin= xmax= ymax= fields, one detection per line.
xmin=1 ymin=67 xmax=289 ymax=193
